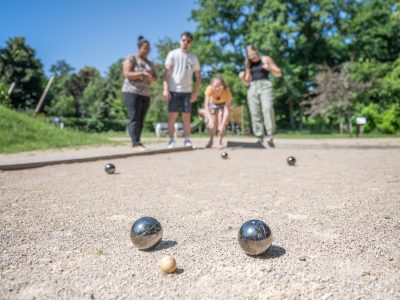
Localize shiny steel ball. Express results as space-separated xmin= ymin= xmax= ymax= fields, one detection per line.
xmin=238 ymin=219 xmax=273 ymax=256
xmin=130 ymin=216 xmax=163 ymax=251
xmin=221 ymin=152 xmax=228 ymax=159
xmin=287 ymin=156 xmax=296 ymax=166
xmin=105 ymin=163 xmax=116 ymax=174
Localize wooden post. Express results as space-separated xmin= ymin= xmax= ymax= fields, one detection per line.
xmin=34 ymin=76 xmax=54 ymax=115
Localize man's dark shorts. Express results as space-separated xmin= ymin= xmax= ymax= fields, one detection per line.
xmin=168 ymin=92 xmax=192 ymax=113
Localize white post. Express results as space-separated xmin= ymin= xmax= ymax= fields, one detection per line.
xmin=8 ymin=82 xmax=15 ymax=95
xmin=34 ymin=76 xmax=55 ymax=115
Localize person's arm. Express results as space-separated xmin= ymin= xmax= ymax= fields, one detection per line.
xmin=221 ymin=89 xmax=232 ymax=126
xmin=122 ymin=58 xmax=148 ymax=81
xmin=239 ymin=71 xmax=250 ymax=86
xmin=191 ymin=70 xmax=202 ymax=103
xmin=163 ymin=52 xmax=174 ymax=100
xmin=162 ymin=68 xmax=172 ymax=100
xmin=262 ymin=56 xmax=282 ymax=77
xmin=226 ymin=89 xmax=232 ymax=109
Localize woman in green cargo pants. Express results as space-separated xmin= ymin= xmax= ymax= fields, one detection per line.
xmin=239 ymin=45 xmax=282 ymax=147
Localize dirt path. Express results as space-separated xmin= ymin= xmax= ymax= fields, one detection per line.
xmin=1 ymin=138 xmax=399 ymax=299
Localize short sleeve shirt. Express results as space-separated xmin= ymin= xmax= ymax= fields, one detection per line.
xmin=204 ymin=85 xmax=232 ymax=104
xmin=121 ymin=54 xmax=156 ymax=97
xmin=165 ymin=48 xmax=200 ymax=93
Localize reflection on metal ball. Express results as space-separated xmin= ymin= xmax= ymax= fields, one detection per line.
xmin=221 ymin=152 xmax=228 ymax=159
xmin=238 ymin=219 xmax=273 ymax=256
xmin=105 ymin=163 xmax=116 ymax=174
xmin=130 ymin=216 xmax=163 ymax=251
xmin=287 ymin=156 xmax=296 ymax=166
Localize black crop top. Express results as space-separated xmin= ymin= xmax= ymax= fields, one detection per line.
xmin=250 ymin=59 xmax=269 ymax=81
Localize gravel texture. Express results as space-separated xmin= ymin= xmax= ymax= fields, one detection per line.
xmin=1 ymin=138 xmax=399 ymax=299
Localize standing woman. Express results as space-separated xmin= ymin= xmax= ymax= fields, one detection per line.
xmin=239 ymin=45 xmax=281 ymax=147
xmin=122 ymin=36 xmax=157 ymax=151
xmin=204 ymin=75 xmax=232 ymax=148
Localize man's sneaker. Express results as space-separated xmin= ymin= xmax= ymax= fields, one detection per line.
xmin=184 ymin=139 xmax=193 ymax=147
xmin=167 ymin=140 xmax=175 ymax=149
xmin=132 ymin=143 xmax=147 ymax=151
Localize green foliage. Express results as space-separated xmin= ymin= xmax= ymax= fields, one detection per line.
xmin=377 ymin=104 xmax=400 ymax=133
xmin=66 ymin=66 xmax=100 ymax=117
xmin=190 ymin=0 xmax=400 ymax=132
xmin=346 ymin=0 xmax=400 ymax=62
xmin=349 ymin=57 xmax=400 ymax=107
xmin=354 ymin=103 xmax=400 ymax=133
xmin=0 ymin=104 xmax=112 ymax=153
xmin=0 ymin=37 xmax=45 ymax=109
xmin=47 ymin=94 xmax=76 ymax=117
xmin=0 ymin=81 xmax=11 ymax=106
xmin=355 ymin=103 xmax=381 ymax=132
xmin=49 ymin=60 xmax=75 ymax=76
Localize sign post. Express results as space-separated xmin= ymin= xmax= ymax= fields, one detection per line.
xmin=356 ymin=117 xmax=367 ymax=137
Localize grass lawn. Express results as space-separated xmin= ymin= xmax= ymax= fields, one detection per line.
xmin=0 ymin=106 xmax=119 ymax=154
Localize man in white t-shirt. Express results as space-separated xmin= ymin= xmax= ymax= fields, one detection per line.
xmin=163 ymin=32 xmax=202 ymax=148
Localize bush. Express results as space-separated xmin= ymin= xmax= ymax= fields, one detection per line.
xmin=0 ymin=81 xmax=11 ymax=106
xmin=377 ymin=104 xmax=400 ymax=134
xmin=354 ymin=103 xmax=381 ymax=132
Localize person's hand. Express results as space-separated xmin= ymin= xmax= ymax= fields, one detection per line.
xmin=142 ymin=70 xmax=153 ymax=80
xmin=263 ymin=62 xmax=272 ymax=71
xmin=190 ymin=93 xmax=198 ymax=103
xmin=239 ymin=71 xmax=245 ymax=80
xmin=163 ymin=89 xmax=171 ymax=101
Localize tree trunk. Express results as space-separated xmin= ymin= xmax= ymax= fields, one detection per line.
xmin=289 ymin=100 xmax=295 ymax=130
xmin=339 ymin=118 xmax=344 ymax=135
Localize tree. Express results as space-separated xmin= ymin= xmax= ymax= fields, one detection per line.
xmin=49 ymin=60 xmax=75 ymax=77
xmin=0 ymin=37 xmax=45 ymax=109
xmin=66 ymin=66 xmax=100 ymax=117
xmin=302 ymin=63 xmax=371 ymax=133
xmin=190 ymin=0 xmax=398 ymax=131
xmin=345 ymin=0 xmax=400 ymax=62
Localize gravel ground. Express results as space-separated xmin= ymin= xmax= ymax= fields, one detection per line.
xmin=1 ymin=138 xmax=399 ymax=299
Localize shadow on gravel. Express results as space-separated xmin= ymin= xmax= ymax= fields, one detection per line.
xmin=175 ymin=268 xmax=184 ymax=275
xmin=253 ymin=245 xmax=286 ymax=260
xmin=227 ymin=141 xmax=265 ymax=149
xmin=151 ymin=240 xmax=178 ymax=251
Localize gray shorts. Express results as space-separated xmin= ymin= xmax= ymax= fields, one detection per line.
xmin=210 ymin=102 xmax=225 ymax=115
xmin=168 ymin=92 xmax=192 ymax=113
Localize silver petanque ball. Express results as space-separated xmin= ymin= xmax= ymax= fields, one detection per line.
xmin=238 ymin=219 xmax=273 ymax=256
xmin=287 ymin=156 xmax=296 ymax=166
xmin=104 ymin=163 xmax=116 ymax=174
xmin=130 ymin=216 xmax=163 ymax=251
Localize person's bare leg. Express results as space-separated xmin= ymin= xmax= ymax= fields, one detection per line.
xmin=168 ymin=112 xmax=178 ymax=139
xmin=206 ymin=114 xmax=217 ymax=148
xmin=182 ymin=112 xmax=191 ymax=139
xmin=217 ymin=109 xmax=227 ymax=148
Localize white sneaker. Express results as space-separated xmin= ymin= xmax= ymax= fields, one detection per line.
xmin=184 ymin=139 xmax=192 ymax=147
xmin=167 ymin=140 xmax=175 ymax=149
xmin=256 ymin=137 xmax=266 ymax=148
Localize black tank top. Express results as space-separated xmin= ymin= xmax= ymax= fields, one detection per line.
xmin=250 ymin=59 xmax=269 ymax=81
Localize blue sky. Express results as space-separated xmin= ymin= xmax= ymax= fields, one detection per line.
xmin=0 ymin=0 xmax=198 ymax=75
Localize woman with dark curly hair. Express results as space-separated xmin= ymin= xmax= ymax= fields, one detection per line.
xmin=122 ymin=36 xmax=157 ymax=151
